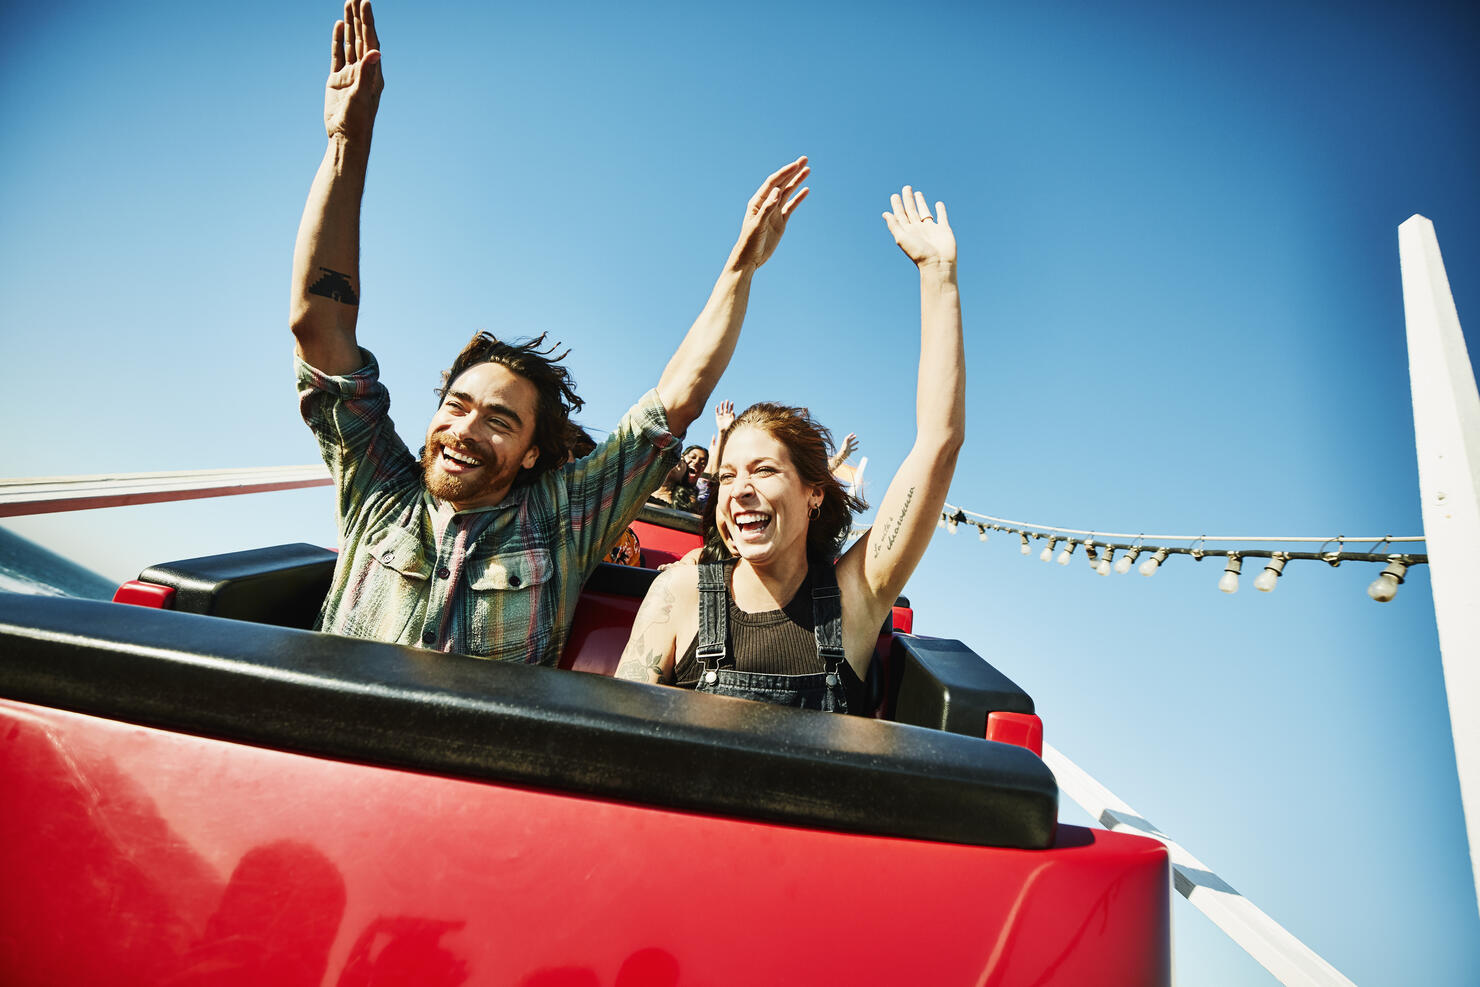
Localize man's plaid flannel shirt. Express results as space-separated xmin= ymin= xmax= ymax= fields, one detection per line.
xmin=297 ymin=350 xmax=679 ymax=664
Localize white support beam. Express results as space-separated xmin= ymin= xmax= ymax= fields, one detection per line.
xmin=1043 ymin=743 xmax=1355 ymax=986
xmin=1398 ymin=214 xmax=1480 ymax=914
xmin=0 ymin=466 xmax=332 ymax=518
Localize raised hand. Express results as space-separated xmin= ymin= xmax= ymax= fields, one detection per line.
xmin=714 ymin=399 xmax=735 ymax=434
xmin=836 ymin=431 xmax=859 ymax=462
xmin=324 ymin=1 xmax=384 ymax=144
xmin=882 ymin=186 xmax=956 ymax=269
xmin=730 ymin=157 xmax=810 ymax=271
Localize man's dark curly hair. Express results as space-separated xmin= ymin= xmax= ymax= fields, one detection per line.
xmin=437 ymin=331 xmax=583 ymax=486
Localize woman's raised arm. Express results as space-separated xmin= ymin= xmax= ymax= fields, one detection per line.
xmin=841 ymin=187 xmax=965 ymax=611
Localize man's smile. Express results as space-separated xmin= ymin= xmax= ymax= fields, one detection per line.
xmin=439 ymin=445 xmax=484 ymax=470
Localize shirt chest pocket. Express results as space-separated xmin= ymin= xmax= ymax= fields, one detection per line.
xmin=467 ymin=549 xmax=553 ymax=592
xmin=365 ymin=523 xmax=432 ymax=580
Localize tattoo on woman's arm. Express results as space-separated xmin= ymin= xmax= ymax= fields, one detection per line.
xmin=873 ymin=486 xmax=915 ymax=557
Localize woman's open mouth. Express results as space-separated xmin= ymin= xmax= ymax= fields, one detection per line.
xmin=733 ymin=511 xmax=771 ymax=535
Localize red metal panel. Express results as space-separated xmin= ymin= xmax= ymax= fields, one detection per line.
xmin=891 ymin=604 xmax=914 ymax=634
xmin=987 ymin=712 xmax=1045 ymax=757
xmin=0 ymin=699 xmax=1168 ymax=986
xmin=563 ymin=591 xmax=643 ymax=674
xmin=630 ymin=519 xmax=701 ymax=569
xmin=111 ymin=580 xmax=176 ymax=609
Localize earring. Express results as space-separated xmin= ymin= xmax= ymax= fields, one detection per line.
xmin=809 ymin=503 xmax=820 ymax=519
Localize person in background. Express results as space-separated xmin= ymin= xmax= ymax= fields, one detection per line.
xmin=649 ymin=446 xmax=709 ymax=513
xmin=616 ymin=186 xmax=964 ymax=713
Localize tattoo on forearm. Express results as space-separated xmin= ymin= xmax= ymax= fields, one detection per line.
xmin=617 ymin=640 xmax=650 ymax=681
xmin=307 ymin=267 xmax=359 ymax=305
xmin=642 ymin=649 xmax=670 ymax=684
xmin=873 ymin=486 xmax=915 ymax=557
xmin=617 ymin=640 xmax=670 ymax=684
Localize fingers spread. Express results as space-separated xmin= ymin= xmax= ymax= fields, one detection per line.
xmin=763 ymin=155 xmax=808 ymax=188
xmin=781 ymin=164 xmax=810 ymax=194
xmin=331 ymin=20 xmax=346 ymax=72
xmin=913 ymin=189 xmax=932 ymax=222
xmin=781 ymin=185 xmax=809 ymax=218
xmin=889 ymin=193 xmax=907 ymax=225
xmin=751 ymin=156 xmax=807 ymax=211
xmin=900 ymin=185 xmax=921 ymax=223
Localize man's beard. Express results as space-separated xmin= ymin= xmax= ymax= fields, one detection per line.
xmin=422 ymin=434 xmax=508 ymax=504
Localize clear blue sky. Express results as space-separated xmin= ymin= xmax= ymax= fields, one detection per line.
xmin=3 ymin=1 xmax=1479 ymax=982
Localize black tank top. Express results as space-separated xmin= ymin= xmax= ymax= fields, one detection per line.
xmin=673 ymin=561 xmax=868 ymax=713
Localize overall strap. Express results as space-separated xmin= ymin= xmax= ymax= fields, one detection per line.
xmin=811 ymin=562 xmax=845 ymax=674
xmin=696 ymin=561 xmax=729 ymax=671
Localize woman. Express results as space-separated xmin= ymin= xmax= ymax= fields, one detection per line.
xmin=648 ymin=445 xmax=709 ymax=513
xmin=616 ymin=186 xmax=963 ymax=714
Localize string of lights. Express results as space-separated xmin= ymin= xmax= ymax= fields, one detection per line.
xmin=922 ymin=505 xmax=1428 ymax=602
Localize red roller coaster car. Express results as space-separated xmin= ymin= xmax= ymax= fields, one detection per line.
xmin=0 ymin=506 xmax=1169 ymax=986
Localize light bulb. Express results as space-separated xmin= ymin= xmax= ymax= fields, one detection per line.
xmin=938 ymin=515 xmax=947 ymax=529
xmin=1218 ymin=554 xmax=1241 ymax=594
xmin=978 ymin=525 xmax=989 ymax=542
xmin=1097 ymin=549 xmax=1115 ymax=576
xmin=947 ymin=514 xmax=959 ymax=535
xmin=1139 ymin=547 xmax=1170 ymax=576
xmin=1019 ymin=532 xmax=1032 ymax=555
xmin=1115 ymin=549 xmax=1138 ymax=574
xmin=1253 ymin=555 xmax=1287 ymax=593
xmin=1057 ymin=541 xmax=1077 ymax=565
xmin=1040 ymin=537 xmax=1059 ymax=562
xmin=1367 ymin=559 xmax=1408 ymax=602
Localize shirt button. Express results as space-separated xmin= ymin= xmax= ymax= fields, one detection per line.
xmin=437 ymin=566 xmax=450 ymax=579
xmin=508 ymin=575 xmax=521 ymax=588
xmin=381 ymin=550 xmax=393 ymax=563
xmin=422 ymin=630 xmax=436 ymax=645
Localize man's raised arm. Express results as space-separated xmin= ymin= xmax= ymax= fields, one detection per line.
xmin=655 ymin=158 xmax=810 ymax=435
xmin=290 ymin=1 xmax=385 ymax=376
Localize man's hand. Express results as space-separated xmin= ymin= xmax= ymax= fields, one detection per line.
xmin=654 ymin=160 xmax=808 ymax=434
xmin=324 ymin=1 xmax=384 ymax=145
xmin=729 ymin=157 xmax=810 ymax=272
xmin=882 ymin=186 xmax=956 ymax=270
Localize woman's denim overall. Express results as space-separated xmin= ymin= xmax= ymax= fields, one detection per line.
xmin=694 ymin=561 xmax=850 ymax=714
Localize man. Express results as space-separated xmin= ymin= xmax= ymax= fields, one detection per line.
xmin=290 ymin=1 xmax=807 ymax=664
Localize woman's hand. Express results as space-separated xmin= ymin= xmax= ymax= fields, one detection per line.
xmin=882 ymin=186 xmax=955 ymax=271
xmin=730 ymin=157 xmax=810 ymax=272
